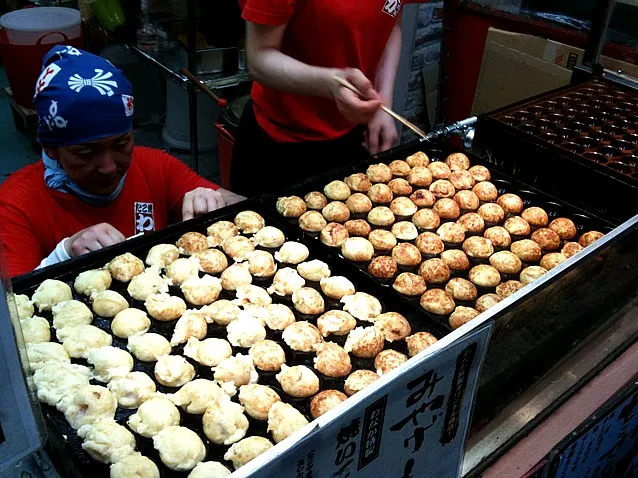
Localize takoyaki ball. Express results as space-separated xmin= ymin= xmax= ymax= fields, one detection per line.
xmin=324 ymin=180 xmax=351 ymax=201
xmin=390 ymin=197 xmax=418 ymax=217
xmin=224 ymin=437 xmax=273 ymax=470
xmin=458 ymin=213 xmax=485 ymax=234
xmin=313 ymin=342 xmax=352 ymax=378
xmin=320 ymin=276 xmax=355 ymax=300
xmin=389 ymin=159 xmax=411 ymax=177
xmin=297 ymin=260 xmax=330 ymax=282
xmin=206 ymin=221 xmax=239 ymax=248
xmin=298 ymin=211 xmax=327 ymax=232
xmin=412 ymin=209 xmax=441 ymax=230
xmin=320 ymin=223 xmax=349 ymax=247
xmin=415 ymin=232 xmax=444 ymax=256
xmin=253 ymin=226 xmax=285 ymax=249
xmin=368 ymin=256 xmax=398 ymax=279
xmin=344 ymin=327 xmax=385 ymax=358
xmin=264 ymin=304 xmax=296 ymax=331
xmin=368 ymin=229 xmax=397 ymax=251
xmin=429 ymin=179 xmax=456 ymax=199
xmin=221 ymin=264 xmax=253 ymax=291
xmin=392 ymin=273 xmax=427 ymax=296
xmin=475 ymin=294 xmax=501 ymax=313
xmin=249 ymin=340 xmax=286 ymax=372
xmin=540 ymin=253 xmax=568 ymax=270
xmin=195 ymin=249 xmax=229 ymax=274
xmin=322 ymin=202 xmax=350 ymax=223
xmin=454 ymin=190 xmax=480 ymax=211
xmin=440 ymin=249 xmax=470 ymax=272
xmin=74 ymin=269 xmax=112 ymax=297
xmin=468 ymin=165 xmax=491 ymax=182
xmin=310 ymin=390 xmax=347 ymax=419
xmin=406 ymin=151 xmax=430 ymax=168
xmin=549 ymin=218 xmax=577 ymax=241
xmin=345 ymin=173 xmax=372 ymax=192
xmin=469 ymin=265 xmax=501 ymax=288
xmin=478 ymin=203 xmax=505 ymax=224
xmin=374 ymin=349 xmax=409 ymax=376
xmin=410 ymin=189 xmax=436 ymax=207
xmin=562 ymin=242 xmax=583 ymax=258
xmin=391 ymin=221 xmax=419 ymax=241
xmin=405 ymin=331 xmax=439 ymax=357
xmin=367 ymin=206 xmax=395 ymax=226
xmin=344 ymin=370 xmax=379 ymax=397
xmin=437 ymin=222 xmax=466 ymax=244
xmin=374 ymin=312 xmax=411 ymax=342
xmin=388 ymin=178 xmax=413 ymax=196
xmin=484 ymin=226 xmax=511 ymax=248
xmin=341 ymin=293 xmax=382 ymax=322
xmin=304 ymin=191 xmax=328 ymax=210
xmin=316 ymin=310 xmax=357 ymax=338
xmin=177 ymin=232 xmax=208 ymax=256
xmin=276 ymin=242 xmax=310 ymax=265
xmin=489 ymin=251 xmax=523 ymax=275
xmin=462 ymin=236 xmax=494 ymax=259
xmin=367 ymin=183 xmax=393 ymax=204
xmin=366 ymin=163 xmax=393 ymax=183
xmin=420 ymin=289 xmax=455 ymax=315
xmin=510 ymin=239 xmax=543 ymax=263
xmin=504 ymin=216 xmax=531 ymax=237
xmin=344 ymin=219 xmax=372 ymax=237
xmin=449 ymin=170 xmax=475 ymax=190
xmin=276 ymin=196 xmax=307 ymax=218
xmin=345 ymin=193 xmax=373 ymax=214
xmin=520 ymin=266 xmax=548 ymax=285
xmin=107 ymin=253 xmax=145 ymax=282
xmin=445 ymin=152 xmax=470 ymax=171
xmin=531 ymin=228 xmax=561 ymax=251
xmin=521 ymin=207 xmax=549 ymax=228
xmin=32 ymin=280 xmax=73 ymax=312
xmin=449 ymin=306 xmax=480 ymax=330
xmin=407 ymin=166 xmax=433 ymax=187
xmin=292 ymin=288 xmax=325 ymax=315
xmin=472 ymin=182 xmax=498 ymax=203
xmin=418 ymin=258 xmax=450 ymax=284
xmin=433 ymin=198 xmax=460 ymax=221
xmin=392 ymin=243 xmax=422 ymax=267
xmin=496 ymin=280 xmax=524 ymax=299
xmin=445 ymin=278 xmax=478 ymax=302
xmin=497 ymin=194 xmax=524 ymax=215
xmin=427 ymin=161 xmax=451 ymax=180
xmin=276 ymin=365 xmax=320 ymax=398
xmin=246 ymin=250 xmax=277 ymax=277
xmin=341 ymin=237 xmax=375 ymax=262
xmin=223 ymin=236 xmax=255 ymax=262
xmin=282 ymin=322 xmax=323 ymax=352
xmin=579 ymin=231 xmax=604 ymax=247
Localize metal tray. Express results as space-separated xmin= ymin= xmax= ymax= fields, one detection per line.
xmin=12 ymin=200 xmax=447 ymax=478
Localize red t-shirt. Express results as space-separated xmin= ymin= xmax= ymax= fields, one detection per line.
xmin=0 ymin=146 xmax=218 ymax=277
xmin=240 ymin=0 xmax=407 ymax=142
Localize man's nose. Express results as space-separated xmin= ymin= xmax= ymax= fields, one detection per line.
xmin=95 ymin=152 xmax=117 ymax=175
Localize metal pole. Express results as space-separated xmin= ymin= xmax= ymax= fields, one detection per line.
xmin=582 ymin=0 xmax=616 ymax=67
xmin=187 ymin=0 xmax=199 ymax=172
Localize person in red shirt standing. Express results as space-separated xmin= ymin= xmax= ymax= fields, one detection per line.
xmin=0 ymin=46 xmax=243 ymax=277
xmin=230 ymin=0 xmax=408 ymax=195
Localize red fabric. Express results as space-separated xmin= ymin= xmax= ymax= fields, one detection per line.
xmin=240 ymin=0 xmax=412 ymax=142
xmin=0 ymin=146 xmax=217 ymax=277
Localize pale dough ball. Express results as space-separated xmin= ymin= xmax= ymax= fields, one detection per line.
xmin=292 ymin=287 xmax=325 ymax=315
xmin=213 ymin=354 xmax=258 ymax=389
xmin=341 ymin=292 xmax=382 ymax=322
xmin=145 ymin=293 xmax=186 ymax=321
xmin=297 ymin=260 xmax=331 ymax=282
xmin=249 ymin=340 xmax=287 ymax=372
xmin=58 ymin=324 xmax=112 ymax=359
xmin=110 ymin=453 xmax=160 ymax=478
xmin=145 ymin=244 xmax=180 ymax=268
xmin=88 ymin=346 xmax=134 ymax=383
xmin=33 ymin=362 xmax=92 ymax=406
xmin=153 ymin=426 xmax=206 ymax=472
xmin=111 ymin=308 xmax=151 ymax=339
xmin=77 ymin=420 xmax=137 ymax=464
xmin=264 ymin=304 xmax=296 ymax=331
xmin=127 ymin=267 xmax=170 ymax=301
xmin=52 ymin=300 xmax=93 ymax=330
xmin=275 ymin=241 xmax=310 ymax=265
xmin=12 ymin=293 xmax=34 ymax=319
xmin=91 ymin=290 xmax=128 ymax=317
xmin=246 ymin=250 xmax=277 ymax=278
xmin=181 ymin=275 xmax=222 ymax=306
xmin=195 ymin=249 xmax=229 ymax=274
xmin=221 ymin=263 xmax=253 ymax=291
xmin=276 ymin=365 xmax=320 ymax=398
xmin=201 ymin=299 xmax=241 ymax=325
xmin=107 ymin=253 xmax=145 ymax=282
xmin=227 ymin=316 xmax=267 ymax=348
xmin=127 ymin=397 xmax=181 ymax=438
xmin=188 ymin=461 xmax=231 ymax=478
xmin=239 ymin=384 xmax=281 ymax=421
xmin=267 ymin=401 xmax=309 ymax=444
xmin=32 ymin=279 xmax=72 ymax=312
xmin=234 ymin=211 xmax=265 ymax=234
xmin=127 ymin=333 xmax=171 ymax=362
xmin=267 ymin=268 xmax=305 ymax=296
xmin=74 ymin=269 xmax=112 ymax=296
xmin=234 ymin=285 xmax=273 ymax=308
xmin=224 ymin=436 xmax=273 ymax=470
xmin=169 ymin=379 xmax=228 ymax=414
xmin=155 ymin=355 xmax=196 ymax=387
xmin=207 ymin=220 xmax=239 ymax=247
xmin=56 ymin=385 xmax=117 ymax=429
xmin=203 ymin=395 xmax=249 ymax=445
xmin=166 ymin=257 xmax=200 ymax=286
xmin=170 ymin=310 xmax=208 ymax=346
xmin=252 ymin=226 xmax=286 ymax=249
xmin=26 ymin=342 xmax=70 ymax=371
xmin=107 ymin=371 xmax=157 ymax=408
xmin=184 ymin=337 xmax=233 ymax=367
xmin=20 ymin=316 xmax=51 ymax=344
xmin=222 ymin=236 xmax=255 ymax=262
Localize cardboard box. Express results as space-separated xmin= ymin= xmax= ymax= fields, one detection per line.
xmin=472 ymin=28 xmax=638 ymax=115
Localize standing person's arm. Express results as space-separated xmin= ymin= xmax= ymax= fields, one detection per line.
xmin=0 ymin=203 xmax=46 ymax=277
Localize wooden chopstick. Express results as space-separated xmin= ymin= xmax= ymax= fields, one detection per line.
xmin=332 ymin=76 xmax=427 ymax=139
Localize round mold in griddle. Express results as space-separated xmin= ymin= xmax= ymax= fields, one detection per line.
xmin=540 ymin=132 xmax=559 ymax=144
xmin=610 ymin=139 xmax=634 ymax=152
xmin=612 ymin=119 xmax=633 ymax=131
xmin=578 ymin=116 xmax=603 ymax=127
xmin=556 ymin=96 xmax=574 ymax=106
xmin=617 ymin=155 xmax=638 ymax=168
xmin=533 ymin=118 xmax=554 ymax=130
xmin=519 ymin=124 xmax=536 ymax=134
xmin=590 ymin=130 xmax=611 ymax=142
xmin=624 ymin=133 xmax=638 ymax=146
xmin=599 ymin=145 xmax=622 ymax=157
xmin=583 ymin=152 xmax=607 ymax=164
xmin=563 ymin=108 xmax=580 ymax=119
xmin=540 ymin=100 xmax=558 ymax=111
xmin=561 ymin=142 xmax=585 ymax=154
xmin=546 ymin=113 xmax=565 ymax=124
xmin=599 ymin=94 xmax=616 ymax=104
xmin=527 ymin=105 xmax=544 ymax=115
xmin=513 ymin=111 xmax=534 ymax=121
xmin=567 ymin=121 xmax=586 ymax=133
xmin=587 ymin=99 xmax=606 ymax=110
xmin=607 ymin=107 xmax=627 ymax=119
xmin=502 ymin=115 xmax=519 ymax=126
xmin=555 ymin=127 xmax=575 ymax=139
xmin=573 ymin=137 xmax=597 ymax=148
xmin=608 ymin=162 xmax=633 ymax=175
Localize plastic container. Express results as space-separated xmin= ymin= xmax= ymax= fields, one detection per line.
xmin=0 ymin=7 xmax=81 ymax=45
xmin=89 ymin=0 xmax=125 ymax=31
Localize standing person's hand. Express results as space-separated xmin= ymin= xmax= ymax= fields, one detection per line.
xmin=365 ymin=109 xmax=398 ymax=155
xmin=182 ymin=187 xmax=227 ymax=220
xmin=65 ymin=223 xmax=125 ymax=257
xmin=330 ymin=68 xmax=383 ymax=124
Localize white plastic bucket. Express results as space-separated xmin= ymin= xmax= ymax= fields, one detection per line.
xmin=0 ymin=7 xmax=81 ymax=45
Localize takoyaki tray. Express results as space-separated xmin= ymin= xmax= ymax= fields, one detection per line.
xmin=11 ymin=200 xmax=449 ymax=478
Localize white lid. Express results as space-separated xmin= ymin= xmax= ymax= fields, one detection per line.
xmin=0 ymin=7 xmax=80 ymax=33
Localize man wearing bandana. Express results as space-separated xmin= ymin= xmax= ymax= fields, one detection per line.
xmin=0 ymin=46 xmax=243 ymax=277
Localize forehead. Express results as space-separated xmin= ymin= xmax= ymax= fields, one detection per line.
xmin=66 ymin=131 xmax=133 ymax=149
